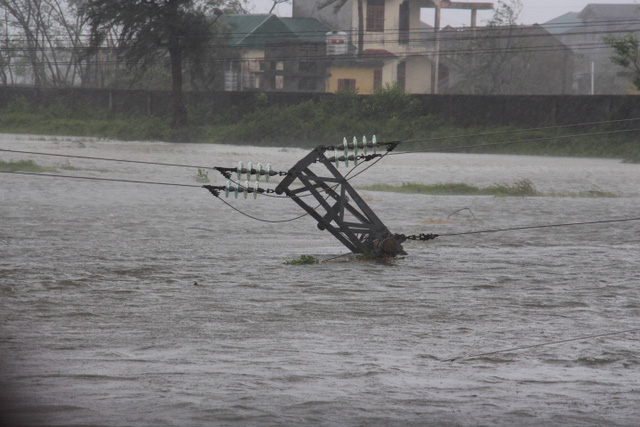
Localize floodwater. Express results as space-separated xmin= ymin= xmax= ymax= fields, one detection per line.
xmin=1 ymin=134 xmax=639 ymax=426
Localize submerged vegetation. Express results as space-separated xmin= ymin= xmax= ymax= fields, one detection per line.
xmin=1 ymin=87 xmax=639 ymax=160
xmin=193 ymin=168 xmax=210 ymax=183
xmin=361 ymin=179 xmax=618 ymax=198
xmin=0 ymin=158 xmax=54 ymax=173
xmin=284 ymin=255 xmax=319 ymax=265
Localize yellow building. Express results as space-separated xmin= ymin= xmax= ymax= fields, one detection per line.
xmin=326 ymin=50 xmax=396 ymax=94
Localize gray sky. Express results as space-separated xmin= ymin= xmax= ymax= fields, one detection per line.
xmin=253 ymin=0 xmax=640 ymax=27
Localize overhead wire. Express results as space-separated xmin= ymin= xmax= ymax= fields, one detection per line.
xmin=388 ymin=117 xmax=640 ymax=145
xmin=0 ymin=147 xmax=214 ymax=170
xmin=385 ymin=127 xmax=640 ymax=156
xmin=435 ymin=217 xmax=640 ymax=238
xmin=2 ymin=17 xmax=639 ymax=68
xmin=3 ymin=16 xmax=640 ymax=47
xmin=446 ymin=327 xmax=640 ymax=362
xmin=0 ymin=170 xmax=203 ymax=188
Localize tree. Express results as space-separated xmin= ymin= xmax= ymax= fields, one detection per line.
xmin=440 ymin=0 xmax=532 ymax=94
xmin=0 ymin=0 xmax=102 ymax=87
xmin=84 ymin=0 xmax=222 ymax=128
xmin=605 ymin=32 xmax=640 ymax=91
xmin=267 ymin=0 xmax=289 ymax=14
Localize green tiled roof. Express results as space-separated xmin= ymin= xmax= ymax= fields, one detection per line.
xmin=280 ymin=18 xmax=331 ymax=42
xmin=218 ymin=14 xmax=330 ymax=48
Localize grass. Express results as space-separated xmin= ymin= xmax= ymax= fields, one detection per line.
xmin=360 ymin=179 xmax=619 ymax=198
xmin=0 ymin=158 xmax=55 ymax=173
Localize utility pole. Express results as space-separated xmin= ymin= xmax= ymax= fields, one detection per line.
xmin=432 ymin=1 xmax=442 ymax=94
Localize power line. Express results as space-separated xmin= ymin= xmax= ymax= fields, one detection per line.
xmin=0 ymin=170 xmax=202 ymax=187
xmin=387 ymin=127 xmax=640 ymax=155
xmin=446 ymin=328 xmax=640 ymax=362
xmin=436 ymin=217 xmax=640 ymax=238
xmin=394 ymin=117 xmax=640 ymax=145
xmin=3 ymin=16 xmax=640 ymax=45
xmin=0 ymin=147 xmax=214 ymax=170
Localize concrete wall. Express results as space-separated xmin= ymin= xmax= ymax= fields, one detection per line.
xmin=1 ymin=86 xmax=639 ymax=128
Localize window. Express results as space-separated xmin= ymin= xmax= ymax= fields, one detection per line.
xmin=275 ymin=75 xmax=284 ymax=90
xmin=367 ymin=0 xmax=385 ymax=32
xmin=399 ymin=1 xmax=409 ymax=44
xmin=338 ymin=78 xmax=356 ymax=91
xmin=373 ymin=68 xmax=383 ymax=90
xmin=298 ymin=62 xmax=317 ymax=73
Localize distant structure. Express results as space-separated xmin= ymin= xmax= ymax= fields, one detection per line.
xmin=218 ymin=14 xmax=331 ymax=92
xmin=292 ymin=0 xmax=494 ymax=94
xmin=543 ymin=3 xmax=640 ymax=94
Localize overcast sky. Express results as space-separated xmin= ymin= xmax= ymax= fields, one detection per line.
xmin=253 ymin=0 xmax=640 ymax=27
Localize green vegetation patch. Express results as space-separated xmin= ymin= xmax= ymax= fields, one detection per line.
xmin=192 ymin=168 xmax=210 ymax=183
xmin=0 ymin=158 xmax=55 ymax=173
xmin=361 ymin=179 xmax=618 ymax=198
xmin=284 ymin=255 xmax=319 ymax=265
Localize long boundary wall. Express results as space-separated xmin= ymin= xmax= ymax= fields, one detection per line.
xmin=1 ymin=86 xmax=639 ymax=127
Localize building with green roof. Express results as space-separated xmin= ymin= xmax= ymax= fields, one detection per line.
xmin=218 ymin=14 xmax=331 ymax=92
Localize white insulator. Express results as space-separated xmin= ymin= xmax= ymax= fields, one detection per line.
xmin=237 ymin=161 xmax=243 ymax=180
xmin=352 ymin=136 xmax=358 ymax=159
xmin=342 ymin=137 xmax=348 ymax=151
xmin=253 ymin=182 xmax=259 ymax=199
xmin=372 ymin=135 xmax=377 ymax=154
xmin=256 ymin=163 xmax=263 ymax=182
xmin=234 ymin=182 xmax=240 ymax=198
xmin=225 ymin=180 xmax=231 ymax=198
xmin=266 ymin=164 xmax=272 ymax=182
xmin=363 ymin=135 xmax=368 ymax=155
xmin=247 ymin=162 xmax=253 ymax=180
xmin=244 ymin=181 xmax=249 ymax=199
xmin=354 ymin=137 xmax=360 ymax=165
xmin=343 ymin=137 xmax=350 ymax=167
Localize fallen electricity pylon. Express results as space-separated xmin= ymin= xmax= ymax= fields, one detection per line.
xmin=204 ymin=137 xmax=436 ymax=258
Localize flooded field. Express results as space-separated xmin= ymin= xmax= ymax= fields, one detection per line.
xmin=1 ymin=134 xmax=639 ymax=426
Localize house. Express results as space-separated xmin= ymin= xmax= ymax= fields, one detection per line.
xmin=292 ymin=0 xmax=494 ymax=94
xmin=218 ymin=14 xmax=331 ymax=92
xmin=543 ymin=3 xmax=640 ymax=94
